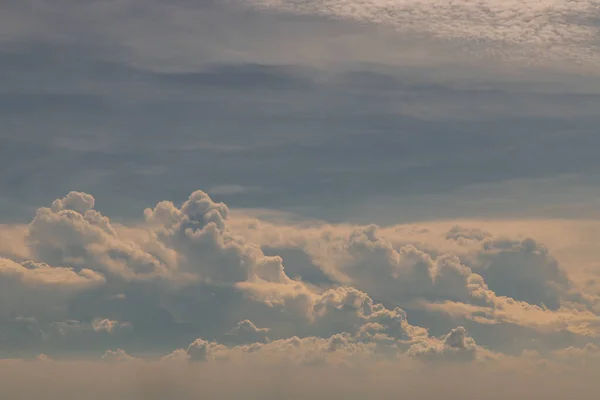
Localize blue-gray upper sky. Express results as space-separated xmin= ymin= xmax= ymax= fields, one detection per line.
xmin=1 ymin=0 xmax=600 ymax=224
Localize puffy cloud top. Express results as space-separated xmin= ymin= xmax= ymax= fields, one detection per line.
xmin=51 ymin=191 xmax=95 ymax=214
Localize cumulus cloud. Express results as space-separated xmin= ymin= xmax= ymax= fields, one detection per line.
xmin=26 ymin=194 xmax=173 ymax=282
xmin=407 ymin=326 xmax=490 ymax=362
xmin=186 ymin=339 xmax=228 ymax=362
xmin=19 ymin=190 xmax=298 ymax=343
xmin=223 ymin=320 xmax=271 ymax=344
xmin=142 ymin=190 xmax=292 ymax=285
xmin=474 ymin=237 xmax=575 ymax=309
xmin=310 ymin=286 xmax=424 ymax=343
xmin=100 ymin=349 xmax=138 ymax=363
xmin=267 ymin=223 xmax=486 ymax=307
xmin=184 ymin=334 xmax=371 ymax=366
xmin=51 ymin=191 xmax=96 ymax=214
xmin=1 ymin=189 xmax=600 ymax=365
xmin=228 ymin=215 xmax=600 ymax=341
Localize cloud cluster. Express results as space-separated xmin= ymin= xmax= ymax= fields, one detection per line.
xmin=1 ymin=189 xmax=600 ymax=369
xmin=231 ymin=215 xmax=600 ymax=346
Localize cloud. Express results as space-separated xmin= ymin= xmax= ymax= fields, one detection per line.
xmin=421 ymin=298 xmax=600 ymax=338
xmin=92 ymin=318 xmax=132 ymax=334
xmin=472 ymin=237 xmax=582 ymax=309
xmin=5 ymin=191 xmax=425 ymax=354
xmin=4 ymin=346 xmax=600 ymax=400
xmin=0 ymin=258 xmax=104 ymax=319
xmin=0 ymin=224 xmax=29 ymax=260
xmin=223 ymin=320 xmax=270 ymax=344
xmin=1 ymin=189 xmax=600 ymax=362
xmin=309 ymin=286 xmax=424 ymax=343
xmin=407 ymin=326 xmax=487 ymax=362
xmin=26 ymin=195 xmax=173 ymax=282
xmin=51 ymin=191 xmax=96 ymax=214
xmin=245 ymin=0 xmax=600 ymax=68
xmin=143 ymin=189 xmax=293 ymax=285
xmin=186 ymin=339 xmax=228 ymax=362
xmin=100 ymin=348 xmax=138 ymax=363
xmin=182 ymin=334 xmax=372 ymax=366
xmin=227 ymin=214 xmax=600 ymax=342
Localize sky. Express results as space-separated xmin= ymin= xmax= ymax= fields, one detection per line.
xmin=1 ymin=0 xmax=600 ymax=398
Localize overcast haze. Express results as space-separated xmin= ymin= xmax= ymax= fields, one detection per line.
xmin=1 ymin=0 xmax=600 ymax=398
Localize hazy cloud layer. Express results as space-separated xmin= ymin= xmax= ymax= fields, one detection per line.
xmin=4 ymin=346 xmax=600 ymax=399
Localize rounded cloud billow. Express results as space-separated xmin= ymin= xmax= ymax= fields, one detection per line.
xmin=0 ymin=189 xmax=599 ymax=366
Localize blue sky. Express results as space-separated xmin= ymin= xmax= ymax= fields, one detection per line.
xmin=2 ymin=1 xmax=600 ymax=397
